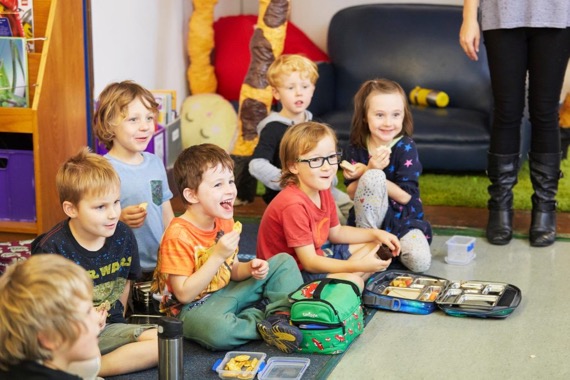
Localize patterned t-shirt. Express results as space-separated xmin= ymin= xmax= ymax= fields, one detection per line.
xmin=157 ymin=217 xmax=237 ymax=315
xmin=31 ymin=219 xmax=141 ymax=324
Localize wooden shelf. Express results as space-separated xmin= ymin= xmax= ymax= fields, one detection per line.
xmin=0 ymin=0 xmax=87 ymax=235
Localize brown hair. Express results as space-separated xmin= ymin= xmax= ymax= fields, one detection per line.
xmin=0 ymin=255 xmax=93 ymax=370
xmin=279 ymin=121 xmax=338 ymax=188
xmin=56 ymin=147 xmax=120 ymax=205
xmin=93 ymin=80 xmax=159 ymax=150
xmin=267 ymin=54 xmax=319 ymax=88
xmin=173 ymin=143 xmax=235 ymax=206
xmin=350 ymin=78 xmax=413 ymax=148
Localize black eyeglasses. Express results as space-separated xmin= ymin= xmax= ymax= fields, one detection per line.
xmin=296 ymin=152 xmax=342 ymax=168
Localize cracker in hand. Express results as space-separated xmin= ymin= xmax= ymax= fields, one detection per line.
xmin=340 ymin=160 xmax=356 ymax=171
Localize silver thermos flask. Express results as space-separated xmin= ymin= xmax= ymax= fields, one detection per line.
xmin=158 ymin=316 xmax=184 ymax=380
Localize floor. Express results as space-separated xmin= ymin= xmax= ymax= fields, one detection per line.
xmin=329 ymin=235 xmax=570 ymax=380
xmin=230 ymin=199 xmax=570 ymax=380
xmin=3 ymin=199 xmax=570 ymax=379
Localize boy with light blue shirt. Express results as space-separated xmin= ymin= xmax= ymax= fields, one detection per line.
xmin=94 ymin=80 xmax=175 ymax=277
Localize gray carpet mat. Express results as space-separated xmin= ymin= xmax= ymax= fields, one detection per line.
xmin=108 ymin=308 xmax=376 ymax=380
xmin=108 ymin=219 xmax=381 ymax=379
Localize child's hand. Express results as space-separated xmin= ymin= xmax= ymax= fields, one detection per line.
xmin=249 ymin=258 xmax=269 ymax=279
xmin=120 ymin=204 xmax=147 ymax=228
xmin=364 ymin=244 xmax=392 ymax=272
xmin=369 ymin=146 xmax=391 ymax=170
xmin=375 ymin=230 xmax=401 ymax=257
xmin=342 ymin=162 xmax=367 ymax=180
xmin=215 ymin=230 xmax=241 ymax=260
xmin=95 ymin=307 xmax=108 ymax=332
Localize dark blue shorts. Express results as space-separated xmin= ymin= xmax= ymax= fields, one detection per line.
xmin=300 ymin=243 xmax=351 ymax=283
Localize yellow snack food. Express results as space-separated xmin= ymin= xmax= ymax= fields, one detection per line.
xmin=139 ymin=202 xmax=148 ymax=211
xmin=233 ymin=221 xmax=243 ymax=234
xmin=223 ymin=354 xmax=258 ymax=377
xmin=96 ymin=300 xmax=111 ymax=312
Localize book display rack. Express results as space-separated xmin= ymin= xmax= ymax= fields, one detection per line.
xmin=0 ymin=0 xmax=87 ymax=234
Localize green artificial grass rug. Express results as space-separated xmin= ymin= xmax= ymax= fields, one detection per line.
xmin=258 ymin=158 xmax=570 ymax=212
xmin=419 ymin=158 xmax=570 ymax=211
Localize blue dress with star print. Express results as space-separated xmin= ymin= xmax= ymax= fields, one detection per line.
xmin=343 ymin=135 xmax=432 ymax=243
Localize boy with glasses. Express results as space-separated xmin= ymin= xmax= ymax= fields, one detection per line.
xmin=256 ymin=121 xmax=401 ymax=291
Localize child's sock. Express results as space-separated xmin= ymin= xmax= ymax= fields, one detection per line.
xmin=257 ymin=313 xmax=302 ymax=354
xmin=399 ymin=229 xmax=431 ymax=272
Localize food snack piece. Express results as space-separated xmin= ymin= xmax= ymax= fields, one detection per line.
xmin=139 ymin=202 xmax=148 ymax=211
xmin=96 ymin=300 xmax=111 ymax=312
xmin=340 ymin=160 xmax=356 ymax=171
xmin=224 ymin=355 xmax=259 ymax=377
xmin=376 ymin=245 xmax=393 ymax=260
xmin=233 ymin=221 xmax=243 ymax=234
xmin=390 ymin=276 xmax=413 ymax=288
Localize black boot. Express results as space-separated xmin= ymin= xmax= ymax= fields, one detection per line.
xmin=529 ymin=152 xmax=562 ymax=247
xmin=486 ymin=152 xmax=520 ymax=245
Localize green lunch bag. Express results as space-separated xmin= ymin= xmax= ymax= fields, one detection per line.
xmin=289 ymin=278 xmax=365 ymax=354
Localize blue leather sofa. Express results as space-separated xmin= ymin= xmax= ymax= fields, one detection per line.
xmin=309 ymin=4 xmax=529 ymax=172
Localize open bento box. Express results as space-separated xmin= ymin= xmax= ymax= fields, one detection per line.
xmin=363 ymin=270 xmax=522 ymax=318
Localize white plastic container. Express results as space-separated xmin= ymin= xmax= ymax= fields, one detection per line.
xmin=445 ymin=236 xmax=476 ymax=265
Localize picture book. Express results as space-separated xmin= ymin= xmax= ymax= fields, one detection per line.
xmin=152 ymin=89 xmax=177 ymax=127
xmin=0 ymin=0 xmax=34 ymax=51
xmin=0 ymin=37 xmax=29 ymax=107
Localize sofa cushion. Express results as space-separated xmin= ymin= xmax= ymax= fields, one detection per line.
xmin=327 ymin=4 xmax=492 ymax=115
xmin=320 ymin=106 xmax=490 ymax=154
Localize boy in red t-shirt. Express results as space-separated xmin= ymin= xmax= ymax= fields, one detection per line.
xmin=257 ymin=121 xmax=401 ymax=291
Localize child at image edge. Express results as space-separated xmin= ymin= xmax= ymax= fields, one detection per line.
xmin=94 ymin=80 xmax=174 ymax=278
xmin=152 ymin=143 xmax=304 ymax=353
xmin=31 ymin=148 xmax=158 ymax=377
xmin=0 ymin=255 xmax=101 ymax=380
xmin=343 ymin=79 xmax=432 ymax=272
xmin=256 ymin=121 xmax=401 ymax=291
xmin=249 ymin=54 xmax=353 ymax=224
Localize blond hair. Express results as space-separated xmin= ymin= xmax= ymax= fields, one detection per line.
xmin=56 ymin=147 xmax=120 ymax=205
xmin=93 ymin=80 xmax=159 ymax=150
xmin=279 ymin=121 xmax=338 ymax=188
xmin=0 ymin=254 xmax=93 ymax=370
xmin=267 ymin=54 xmax=319 ymax=88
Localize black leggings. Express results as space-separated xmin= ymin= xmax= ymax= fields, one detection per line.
xmin=484 ymin=27 xmax=570 ymax=155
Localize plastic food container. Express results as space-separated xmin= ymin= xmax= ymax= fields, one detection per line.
xmin=214 ymin=351 xmax=266 ymax=379
xmin=257 ymin=357 xmax=310 ymax=380
xmin=445 ymin=236 xmax=476 ymax=265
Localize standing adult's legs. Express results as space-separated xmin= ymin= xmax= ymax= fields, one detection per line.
xmin=527 ymin=28 xmax=570 ymax=247
xmin=483 ymin=29 xmax=527 ymax=244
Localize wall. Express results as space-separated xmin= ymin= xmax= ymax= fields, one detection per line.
xmin=91 ymin=0 xmax=569 ymax=108
xmin=91 ymin=0 xmax=188 ymax=109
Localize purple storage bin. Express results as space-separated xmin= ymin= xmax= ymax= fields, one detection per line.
xmin=95 ymin=125 xmax=166 ymax=166
xmin=0 ymin=149 xmax=36 ymax=221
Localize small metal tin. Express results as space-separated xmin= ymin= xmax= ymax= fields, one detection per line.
xmin=457 ymin=294 xmax=499 ymax=309
xmin=482 ymin=283 xmax=506 ymax=295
